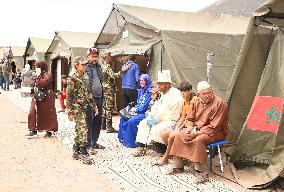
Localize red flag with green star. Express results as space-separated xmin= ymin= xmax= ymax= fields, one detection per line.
xmin=247 ymin=96 xmax=284 ymax=132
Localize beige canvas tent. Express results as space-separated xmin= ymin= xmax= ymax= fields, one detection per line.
xmin=199 ymin=0 xmax=267 ymax=16
xmin=46 ymin=31 xmax=98 ymax=91
xmin=225 ymin=0 xmax=284 ymax=188
xmin=24 ymin=37 xmax=52 ymax=69
xmin=96 ymin=4 xmax=250 ymax=102
xmin=8 ymin=46 xmax=25 ymax=70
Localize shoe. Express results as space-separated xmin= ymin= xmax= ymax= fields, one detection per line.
xmin=152 ymin=159 xmax=168 ymax=166
xmin=88 ymin=148 xmax=97 ymax=155
xmin=79 ymin=146 xmax=92 ymax=165
xmin=93 ymin=144 xmax=105 ymax=149
xmin=165 ymin=167 xmax=184 ymax=175
xmin=72 ymin=144 xmax=80 ymax=160
xmin=44 ymin=131 xmax=52 ymax=138
xmin=192 ymin=174 xmax=209 ymax=184
xmin=26 ymin=130 xmax=37 ymax=137
xmin=106 ymin=127 xmax=117 ymax=133
xmin=133 ymin=149 xmax=147 ymax=157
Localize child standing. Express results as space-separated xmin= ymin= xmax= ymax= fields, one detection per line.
xmin=66 ymin=56 xmax=98 ymax=165
xmin=58 ymin=75 xmax=67 ymax=112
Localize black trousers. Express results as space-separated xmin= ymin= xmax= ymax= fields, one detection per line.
xmin=87 ymin=97 xmax=103 ymax=148
xmin=121 ymin=88 xmax=138 ymax=109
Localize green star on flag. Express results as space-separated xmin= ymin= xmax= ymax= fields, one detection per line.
xmin=265 ymin=105 xmax=281 ymax=124
xmin=247 ymin=96 xmax=284 ymax=132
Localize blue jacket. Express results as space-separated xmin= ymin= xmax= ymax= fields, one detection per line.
xmin=135 ymin=87 xmax=152 ymax=114
xmin=121 ymin=61 xmax=140 ymax=89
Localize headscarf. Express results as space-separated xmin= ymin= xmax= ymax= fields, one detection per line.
xmin=35 ymin=61 xmax=48 ymax=73
xmin=140 ymin=74 xmax=152 ymax=92
xmin=25 ymin=64 xmax=30 ymax=70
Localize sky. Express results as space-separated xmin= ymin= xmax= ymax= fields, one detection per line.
xmin=0 ymin=0 xmax=218 ymax=47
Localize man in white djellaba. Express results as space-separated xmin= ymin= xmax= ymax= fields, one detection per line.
xmin=133 ymin=70 xmax=183 ymax=157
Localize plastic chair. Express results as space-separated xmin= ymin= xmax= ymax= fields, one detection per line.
xmin=208 ymin=140 xmax=228 ymax=173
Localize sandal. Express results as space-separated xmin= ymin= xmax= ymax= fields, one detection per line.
xmin=133 ymin=149 xmax=146 ymax=157
xmin=89 ymin=148 xmax=97 ymax=155
xmin=165 ymin=168 xmax=184 ymax=175
xmin=193 ymin=174 xmax=209 ymax=184
xmin=93 ymin=144 xmax=105 ymax=149
xmin=152 ymin=159 xmax=168 ymax=166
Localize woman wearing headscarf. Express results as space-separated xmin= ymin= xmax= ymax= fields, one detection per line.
xmin=26 ymin=61 xmax=58 ymax=138
xmin=21 ymin=64 xmax=33 ymax=97
xmin=118 ymin=74 xmax=152 ymax=148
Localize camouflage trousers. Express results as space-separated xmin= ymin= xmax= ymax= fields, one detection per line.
xmin=102 ymin=94 xmax=115 ymax=121
xmin=74 ymin=112 xmax=88 ymax=146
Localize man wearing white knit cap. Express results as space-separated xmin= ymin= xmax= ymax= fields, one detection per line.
xmin=133 ymin=70 xmax=183 ymax=157
xmin=169 ymin=81 xmax=228 ymax=184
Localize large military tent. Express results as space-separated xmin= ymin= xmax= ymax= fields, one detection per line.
xmin=46 ymin=31 xmax=98 ymax=91
xmin=96 ymin=4 xmax=251 ymax=100
xmin=24 ymin=37 xmax=52 ymax=69
xmin=225 ymin=0 xmax=284 ymax=188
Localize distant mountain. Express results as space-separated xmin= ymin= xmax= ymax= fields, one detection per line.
xmin=199 ymin=0 xmax=267 ymax=16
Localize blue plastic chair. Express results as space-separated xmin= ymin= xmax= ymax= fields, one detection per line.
xmin=208 ymin=140 xmax=228 ymax=173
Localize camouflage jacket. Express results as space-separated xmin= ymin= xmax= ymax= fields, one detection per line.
xmin=66 ymin=72 xmax=97 ymax=115
xmin=101 ymin=62 xmax=121 ymax=93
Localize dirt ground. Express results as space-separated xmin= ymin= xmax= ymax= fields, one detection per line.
xmin=0 ymin=94 xmax=121 ymax=192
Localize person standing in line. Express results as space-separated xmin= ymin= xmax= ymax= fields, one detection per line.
xmin=121 ymin=55 xmax=140 ymax=109
xmin=0 ymin=67 xmax=3 ymax=90
xmin=2 ymin=60 xmax=10 ymax=91
xmin=85 ymin=47 xmax=105 ymax=155
xmin=21 ymin=64 xmax=34 ymax=97
xmin=67 ymin=56 xmax=98 ymax=164
xmin=101 ymin=52 xmax=121 ymax=133
xmin=26 ymin=61 xmax=58 ymax=138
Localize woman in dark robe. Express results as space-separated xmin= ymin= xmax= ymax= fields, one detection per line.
xmin=27 ymin=61 xmax=58 ymax=138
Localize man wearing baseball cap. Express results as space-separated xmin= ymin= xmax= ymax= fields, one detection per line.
xmin=85 ymin=47 xmax=105 ymax=154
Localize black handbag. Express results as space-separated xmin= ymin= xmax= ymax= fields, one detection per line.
xmin=119 ymin=107 xmax=135 ymax=120
xmin=34 ymin=89 xmax=47 ymax=102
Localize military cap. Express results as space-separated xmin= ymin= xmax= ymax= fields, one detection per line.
xmin=100 ymin=51 xmax=111 ymax=58
xmin=73 ymin=56 xmax=87 ymax=65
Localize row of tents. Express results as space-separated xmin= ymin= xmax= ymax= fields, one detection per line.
xmin=1 ymin=0 xmax=284 ymax=188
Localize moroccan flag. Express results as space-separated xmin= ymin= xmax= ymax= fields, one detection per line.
xmin=247 ymin=96 xmax=284 ymax=132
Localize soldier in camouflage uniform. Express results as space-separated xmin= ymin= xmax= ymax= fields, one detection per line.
xmin=101 ymin=52 xmax=121 ymax=133
xmin=66 ymin=56 xmax=99 ymax=165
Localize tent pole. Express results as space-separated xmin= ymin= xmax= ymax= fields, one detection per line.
xmin=160 ymin=43 xmax=163 ymax=72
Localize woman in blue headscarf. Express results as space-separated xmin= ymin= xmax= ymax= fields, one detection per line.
xmin=118 ymin=74 xmax=152 ymax=148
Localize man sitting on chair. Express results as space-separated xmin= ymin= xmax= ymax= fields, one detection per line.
xmin=133 ymin=70 xmax=183 ymax=157
xmin=169 ymin=81 xmax=228 ymax=184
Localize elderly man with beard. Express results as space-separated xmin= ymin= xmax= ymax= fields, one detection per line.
xmin=133 ymin=70 xmax=183 ymax=157
xmin=169 ymin=81 xmax=228 ymax=184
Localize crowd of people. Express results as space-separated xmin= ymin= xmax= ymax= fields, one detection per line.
xmin=7 ymin=46 xmax=229 ymax=184
xmin=0 ymin=60 xmax=35 ymax=96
